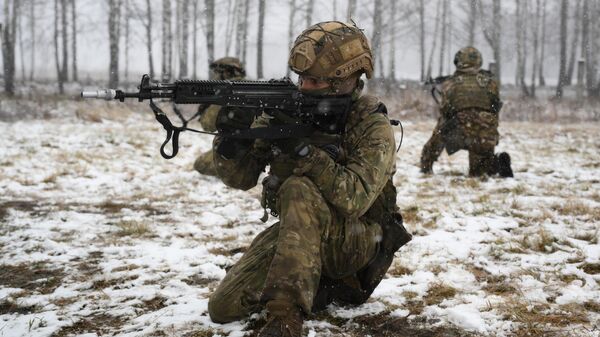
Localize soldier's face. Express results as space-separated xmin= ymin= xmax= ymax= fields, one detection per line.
xmin=298 ymin=75 xmax=331 ymax=92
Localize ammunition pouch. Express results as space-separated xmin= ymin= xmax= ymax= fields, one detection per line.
xmin=261 ymin=175 xmax=282 ymax=220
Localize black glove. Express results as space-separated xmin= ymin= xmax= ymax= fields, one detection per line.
xmin=215 ymin=107 xmax=256 ymax=160
xmin=216 ymin=107 xmax=256 ymax=133
xmin=272 ymin=138 xmax=312 ymax=159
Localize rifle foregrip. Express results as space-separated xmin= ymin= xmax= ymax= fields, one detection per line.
xmin=81 ymin=89 xmax=118 ymax=100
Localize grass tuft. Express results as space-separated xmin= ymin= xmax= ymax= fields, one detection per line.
xmin=115 ymin=220 xmax=152 ymax=237
xmin=423 ymin=282 xmax=457 ymax=306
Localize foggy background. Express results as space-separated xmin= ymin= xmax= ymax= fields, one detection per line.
xmin=0 ymin=1 xmax=586 ymax=86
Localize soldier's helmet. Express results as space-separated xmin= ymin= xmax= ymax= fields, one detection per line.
xmin=453 ymin=46 xmax=483 ymax=70
xmin=210 ymin=57 xmax=246 ymax=79
xmin=288 ymin=21 xmax=373 ymax=81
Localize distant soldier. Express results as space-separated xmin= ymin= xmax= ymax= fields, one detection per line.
xmin=420 ymin=47 xmax=513 ymax=177
xmin=193 ymin=57 xmax=246 ymax=176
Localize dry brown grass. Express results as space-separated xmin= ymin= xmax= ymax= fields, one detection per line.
xmin=402 ymin=205 xmax=422 ymax=225
xmin=0 ymin=262 xmax=63 ymax=294
xmin=50 ymin=313 xmax=127 ymax=337
xmin=552 ymin=200 xmax=600 ymax=221
xmin=423 ymin=282 xmax=457 ymax=306
xmin=573 ymin=229 xmax=599 ymax=244
xmin=91 ymin=274 xmax=139 ymax=290
xmin=584 ymin=301 xmax=600 ymax=313
xmin=519 ymin=228 xmax=557 ymax=253
xmin=0 ymin=300 xmax=40 ymax=315
xmin=580 ymin=262 xmax=600 ymax=275
xmin=387 ymin=263 xmax=412 ymax=276
xmin=115 ymin=220 xmax=153 ymax=237
xmin=499 ymin=298 xmax=590 ymax=337
xmin=110 ymin=264 xmax=141 ymax=273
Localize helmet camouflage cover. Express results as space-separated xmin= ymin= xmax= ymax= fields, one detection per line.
xmin=288 ymin=21 xmax=374 ymax=80
xmin=453 ymin=46 xmax=482 ymax=70
xmin=210 ymin=57 xmax=246 ymax=78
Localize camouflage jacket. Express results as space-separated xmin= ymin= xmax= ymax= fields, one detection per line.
xmin=438 ymin=69 xmax=500 ymax=153
xmin=213 ymin=94 xmax=397 ymax=221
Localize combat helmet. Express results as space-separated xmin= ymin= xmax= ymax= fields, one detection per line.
xmin=288 ymin=21 xmax=373 ymax=87
xmin=210 ymin=57 xmax=246 ymax=80
xmin=453 ymin=46 xmax=482 ymax=70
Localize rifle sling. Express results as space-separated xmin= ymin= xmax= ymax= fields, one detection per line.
xmin=149 ymin=100 xmax=316 ymax=159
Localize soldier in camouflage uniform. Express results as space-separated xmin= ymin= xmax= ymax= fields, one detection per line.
xmin=193 ymin=57 xmax=246 ymax=176
xmin=207 ymin=22 xmax=411 ymax=337
xmin=420 ymin=47 xmax=513 ymax=177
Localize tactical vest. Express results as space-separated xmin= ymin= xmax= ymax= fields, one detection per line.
xmin=445 ymin=72 xmax=497 ymax=114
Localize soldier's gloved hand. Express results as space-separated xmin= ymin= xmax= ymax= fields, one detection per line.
xmin=215 ymin=107 xmax=256 ymax=160
xmin=272 ymin=137 xmax=312 ymax=159
xmin=319 ymin=144 xmax=340 ymax=161
xmin=216 ymin=107 xmax=255 ymax=133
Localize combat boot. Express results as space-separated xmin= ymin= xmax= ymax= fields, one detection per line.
xmin=496 ymin=152 xmax=514 ymax=178
xmin=258 ymin=300 xmax=303 ymax=337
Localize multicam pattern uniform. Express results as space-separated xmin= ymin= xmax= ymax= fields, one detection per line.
xmin=421 ymin=69 xmax=501 ymax=176
xmin=208 ymin=94 xmax=396 ymax=322
xmin=193 ymin=105 xmax=223 ymax=176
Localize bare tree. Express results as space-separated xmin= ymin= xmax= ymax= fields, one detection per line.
xmin=242 ymin=0 xmax=250 ymax=63
xmin=467 ymin=0 xmax=477 ymax=45
xmin=60 ymin=0 xmax=68 ymax=83
xmin=438 ymin=0 xmax=448 ymax=76
xmin=371 ymin=0 xmax=382 ymax=78
xmin=124 ymin=0 xmax=130 ymax=81
xmin=332 ymin=0 xmax=337 ymax=21
xmin=426 ymin=0 xmax=442 ymax=80
xmin=582 ymin=0 xmax=598 ymax=97
xmin=419 ymin=0 xmax=425 ymax=81
xmin=108 ymin=0 xmax=121 ymax=88
xmin=70 ymin=0 xmax=78 ymax=82
xmin=388 ymin=0 xmax=396 ymax=81
xmin=287 ymin=0 xmax=297 ymax=77
xmin=17 ymin=2 xmax=25 ymax=82
xmin=162 ymin=0 xmax=173 ymax=81
xmin=29 ymin=0 xmax=35 ymax=81
xmin=225 ymin=0 xmax=236 ymax=56
xmin=192 ymin=0 xmax=198 ymax=79
xmin=179 ymin=0 xmax=190 ymax=78
xmin=556 ymin=0 xmax=568 ymax=98
xmin=530 ymin=0 xmax=541 ymax=97
xmin=146 ymin=0 xmax=155 ymax=79
xmin=347 ymin=0 xmax=356 ymax=21
xmin=305 ymin=0 xmax=314 ymax=27
xmin=205 ymin=0 xmax=214 ymax=66
xmin=566 ymin=0 xmax=581 ymax=85
xmin=54 ymin=0 xmax=63 ymax=93
xmin=538 ymin=0 xmax=547 ymax=86
xmin=257 ymin=0 xmax=266 ymax=78
xmin=235 ymin=0 xmax=244 ymax=59
xmin=479 ymin=0 xmax=502 ymax=84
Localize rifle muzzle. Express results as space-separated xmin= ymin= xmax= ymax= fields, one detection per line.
xmin=81 ymin=89 xmax=117 ymax=100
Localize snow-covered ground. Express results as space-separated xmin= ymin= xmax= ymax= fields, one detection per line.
xmin=1 ymin=105 xmax=599 ymax=337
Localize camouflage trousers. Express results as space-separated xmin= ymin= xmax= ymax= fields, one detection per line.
xmin=421 ymin=110 xmax=499 ymax=176
xmin=208 ymin=176 xmax=381 ymax=323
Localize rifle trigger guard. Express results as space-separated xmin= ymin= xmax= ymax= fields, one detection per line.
xmin=149 ymin=100 xmax=181 ymax=159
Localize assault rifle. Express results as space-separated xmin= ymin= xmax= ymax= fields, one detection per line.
xmin=424 ymin=75 xmax=451 ymax=106
xmin=81 ymin=74 xmax=378 ymax=159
